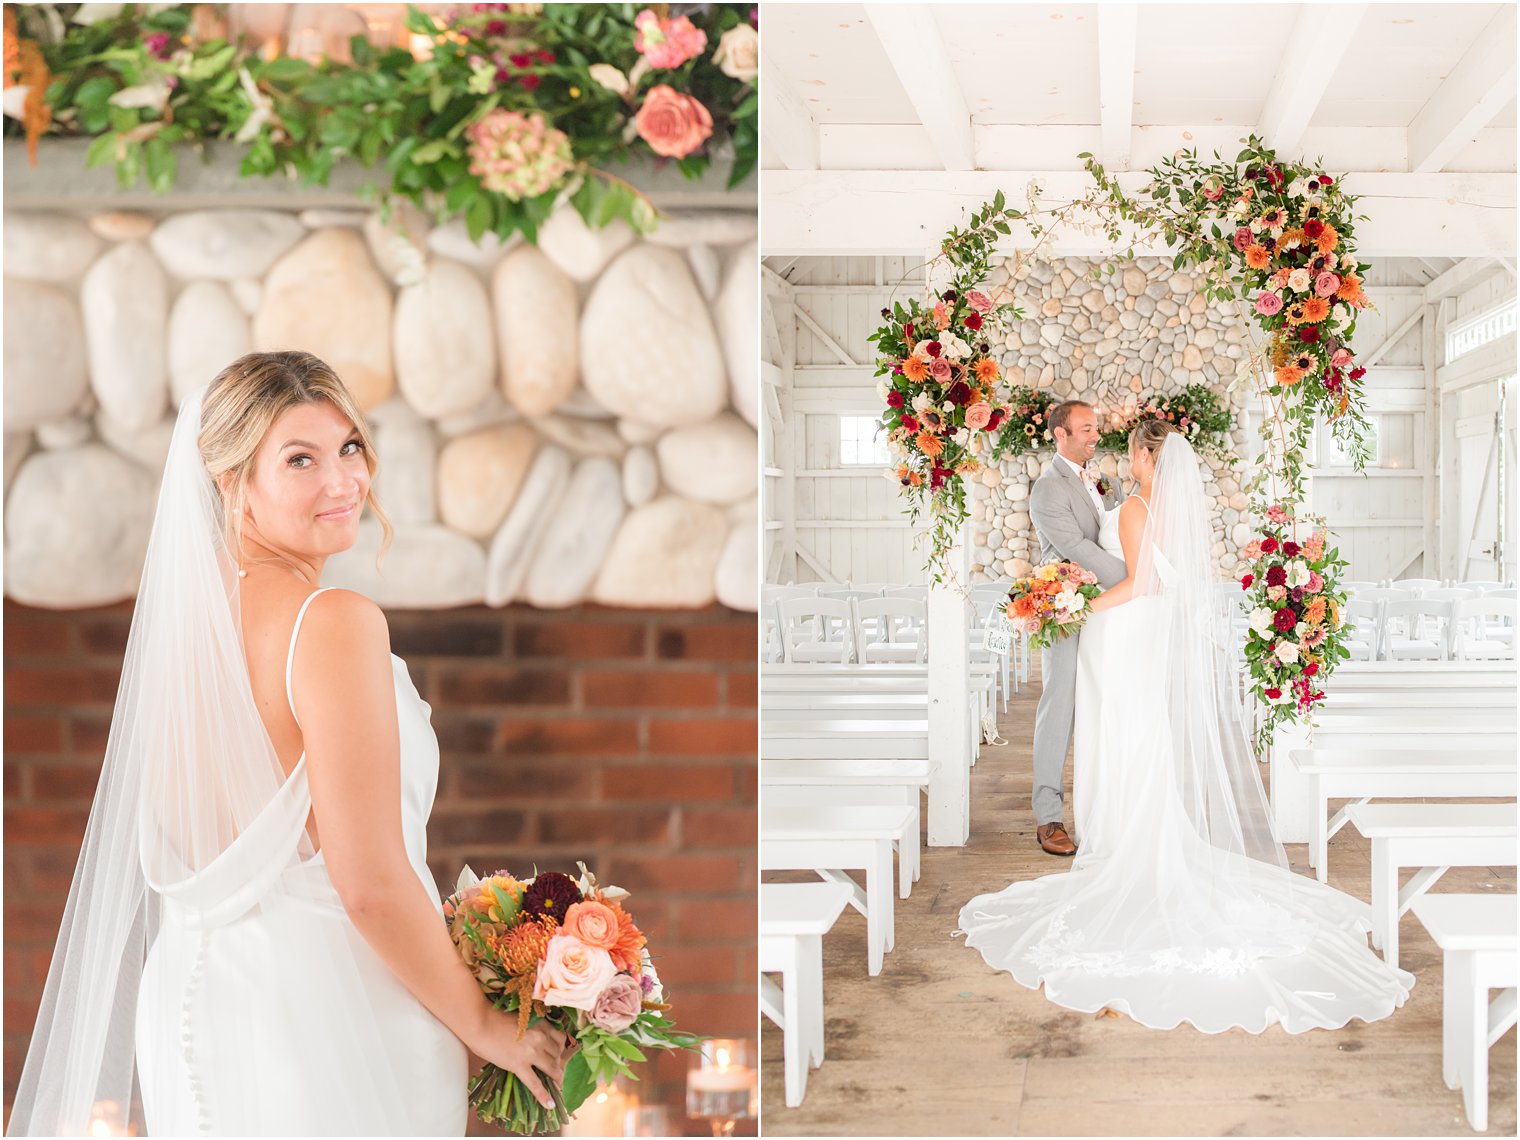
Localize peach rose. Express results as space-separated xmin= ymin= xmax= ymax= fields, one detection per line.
xmin=562 ymin=899 xmax=620 ymax=950
xmin=965 ymin=402 xmax=992 ymax=432
xmin=533 ymin=933 xmax=617 ymax=1011
xmin=634 ymin=85 xmax=713 ymax=159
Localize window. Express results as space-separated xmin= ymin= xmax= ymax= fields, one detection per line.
xmin=1447 ymin=299 xmax=1517 ymax=361
xmin=1325 ymin=415 xmax=1379 ymax=467
xmin=838 ymin=416 xmax=892 ymax=466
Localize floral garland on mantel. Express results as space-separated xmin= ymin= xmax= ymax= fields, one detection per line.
xmin=996 ymin=382 xmax=1234 ymax=463
xmin=1081 ymin=137 xmax=1371 ymax=746
xmin=3 ymin=3 xmax=757 ymax=244
xmin=870 ymin=191 xmax=1025 ymax=582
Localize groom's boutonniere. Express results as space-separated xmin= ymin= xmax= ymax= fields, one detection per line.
xmin=1094 ymin=475 xmax=1110 ymax=497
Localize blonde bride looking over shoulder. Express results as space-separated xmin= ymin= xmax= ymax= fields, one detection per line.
xmin=10 ymin=351 xmax=569 ymax=1137
xmin=1087 ymin=418 xmax=1174 ymax=615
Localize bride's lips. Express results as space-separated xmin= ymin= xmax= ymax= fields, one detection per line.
xmin=316 ymin=503 xmax=358 ymax=522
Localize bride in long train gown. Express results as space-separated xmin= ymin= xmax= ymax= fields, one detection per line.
xmin=9 ymin=352 xmax=571 ymax=1136
xmin=958 ymin=421 xmax=1414 ymax=1034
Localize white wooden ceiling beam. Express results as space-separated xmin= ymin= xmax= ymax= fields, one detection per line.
xmin=761 ymin=53 xmax=820 ymax=171
xmin=864 ymin=6 xmax=975 ymax=171
xmin=1408 ymin=4 xmax=1517 ymax=173
xmin=1257 ymin=4 xmax=1368 ymax=156
xmin=761 ymin=170 xmax=1517 ymax=257
xmin=1097 ymin=4 xmax=1138 ymax=172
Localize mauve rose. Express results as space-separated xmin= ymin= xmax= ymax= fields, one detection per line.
xmin=929 ymin=358 xmax=951 ymax=382
xmin=1331 ymin=348 xmax=1353 ymax=367
xmin=1254 ymin=291 xmax=1282 ymax=316
xmin=965 ymin=290 xmax=993 ymax=315
xmin=634 ymin=85 xmax=714 ymax=158
xmin=533 ymin=933 xmax=617 ymax=1011
xmin=588 ymin=973 xmax=644 ymax=1033
xmin=1314 ymin=272 xmax=1341 ymax=297
xmin=1234 ymin=227 xmax=1254 ymax=251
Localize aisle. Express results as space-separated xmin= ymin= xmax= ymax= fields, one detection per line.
xmin=760 ymin=665 xmax=1518 ymax=1136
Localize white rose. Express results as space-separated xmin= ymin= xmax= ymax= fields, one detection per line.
xmin=876 ymin=380 xmax=890 ymax=401
xmin=938 ymin=331 xmax=970 ymax=360
xmin=1230 ymin=200 xmax=1250 ymax=218
xmin=1287 ymin=269 xmax=1311 ymax=293
xmin=1287 ymin=560 xmax=1311 ymax=588
xmin=1274 ymin=641 xmax=1299 ymax=665
xmin=911 ymin=392 xmax=933 ymax=413
xmin=711 ymin=23 xmax=758 ymax=83
xmin=953 ymin=428 xmax=970 ymax=447
xmin=588 ymin=63 xmax=630 ymax=96
xmin=1249 ymin=607 xmax=1273 ymax=635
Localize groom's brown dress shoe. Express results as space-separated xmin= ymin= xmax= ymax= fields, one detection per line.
xmin=1037 ymin=822 xmax=1077 ymax=856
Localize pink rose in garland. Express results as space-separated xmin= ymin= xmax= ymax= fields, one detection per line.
xmin=633 ymin=9 xmax=708 ymax=69
xmin=634 ymin=85 xmax=714 ymax=158
xmin=466 ymin=110 xmax=574 ymax=202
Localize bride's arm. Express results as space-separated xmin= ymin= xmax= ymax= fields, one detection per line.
xmin=293 ymin=589 xmax=567 ymax=1107
xmin=1088 ymin=499 xmax=1148 ymax=614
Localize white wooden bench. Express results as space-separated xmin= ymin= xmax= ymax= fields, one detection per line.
xmin=1344 ymin=803 xmax=1518 ymax=968
xmin=762 ymin=718 xmax=932 ymax=761
xmin=759 ymin=882 xmax=853 ymax=1108
xmin=760 ymin=804 xmax=913 ymax=976
xmin=1286 ymin=748 xmax=1518 ymax=881
xmin=1321 ymin=690 xmax=1516 ymax=710
xmin=1409 ymin=894 xmax=1519 ymax=1132
xmin=762 ymin=758 xmax=933 ymax=895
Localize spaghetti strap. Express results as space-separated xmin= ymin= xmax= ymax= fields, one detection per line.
xmin=285 ymin=588 xmax=335 ymax=727
xmin=1133 ymin=494 xmax=1152 ymax=517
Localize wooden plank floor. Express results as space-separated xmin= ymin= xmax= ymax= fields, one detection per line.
xmin=760 ymin=667 xmax=1517 ymax=1136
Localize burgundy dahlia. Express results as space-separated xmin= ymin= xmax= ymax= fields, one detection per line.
xmin=947 ymin=381 xmax=974 ymax=405
xmin=523 ymin=872 xmax=582 ymax=922
xmin=1265 ymin=564 xmax=1287 ymax=587
xmin=1283 ymin=541 xmax=1301 ymax=557
xmin=1274 ymin=608 xmax=1298 ymax=632
xmin=925 ymin=341 xmax=941 ymax=358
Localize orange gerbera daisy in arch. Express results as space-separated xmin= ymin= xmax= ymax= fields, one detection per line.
xmin=902 ymin=355 xmax=929 ymax=383
xmin=916 ymin=430 xmax=944 ymax=458
xmin=1316 ymin=223 xmax=1340 ymax=253
xmin=974 ymin=357 xmax=1000 ymax=385
xmin=1244 ymin=244 xmax=1271 ymax=270
xmin=1301 ymin=296 xmax=1331 ymax=323
xmin=1275 ymin=365 xmax=1306 ymax=387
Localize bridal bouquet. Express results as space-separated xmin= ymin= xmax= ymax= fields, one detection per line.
xmin=444 ymin=863 xmax=699 ymax=1135
xmin=1006 ymin=561 xmax=1101 ymax=650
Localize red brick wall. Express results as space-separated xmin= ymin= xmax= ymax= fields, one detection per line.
xmin=3 ymin=599 xmax=757 ymax=1135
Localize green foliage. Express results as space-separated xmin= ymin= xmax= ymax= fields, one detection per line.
xmin=8 ymin=2 xmax=757 ymax=246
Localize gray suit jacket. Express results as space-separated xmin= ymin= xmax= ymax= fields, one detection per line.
xmin=1028 ymin=457 xmax=1128 ymax=589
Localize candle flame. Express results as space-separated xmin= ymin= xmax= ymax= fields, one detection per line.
xmin=715 ymin=1046 xmax=731 ymax=1067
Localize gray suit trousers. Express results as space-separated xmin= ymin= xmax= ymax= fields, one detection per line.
xmin=1032 ymin=630 xmax=1080 ymax=825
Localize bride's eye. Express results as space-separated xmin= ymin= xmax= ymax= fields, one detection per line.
xmin=287 ymin=453 xmax=313 ymax=469
xmin=340 ymin=439 xmax=365 ymax=458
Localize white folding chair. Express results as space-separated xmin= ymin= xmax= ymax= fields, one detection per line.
xmin=1356 ymin=587 xmax=1415 ymax=604
xmin=1381 ymin=598 xmax=1455 ymax=661
xmin=818 ymin=586 xmax=884 ymax=603
xmin=1459 ymin=580 xmax=1508 ymax=595
xmin=1450 ymin=598 xmax=1517 ymax=660
xmin=777 ymin=596 xmax=855 ymax=663
xmin=854 ymin=597 xmax=927 ymax=663
xmin=1389 ymin=578 xmax=1442 ymax=598
xmin=1342 ymin=598 xmax=1382 ymax=662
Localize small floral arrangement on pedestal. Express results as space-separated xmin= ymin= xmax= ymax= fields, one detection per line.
xmin=870 ymin=192 xmax=1024 ymax=579
xmin=1238 ymin=503 xmax=1352 ymax=749
xmin=444 ymin=863 xmax=699 ymax=1136
xmin=1005 ymin=561 xmax=1102 ymax=650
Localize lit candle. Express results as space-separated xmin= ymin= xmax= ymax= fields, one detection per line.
xmin=687 ymin=1044 xmax=756 ymax=1091
xmin=561 ymin=1084 xmax=630 ymax=1137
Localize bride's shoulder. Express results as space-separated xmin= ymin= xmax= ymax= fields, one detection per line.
xmin=298 ymin=588 xmax=391 ymax=657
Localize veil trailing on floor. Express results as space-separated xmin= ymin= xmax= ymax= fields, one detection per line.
xmin=1129 ymin=431 xmax=1287 ymax=870
xmin=9 ymin=389 xmax=414 ymax=1135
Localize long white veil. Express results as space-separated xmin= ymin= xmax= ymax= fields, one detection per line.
xmin=9 ymin=388 xmax=414 ymax=1135
xmin=1131 ymin=431 xmax=1286 ymax=870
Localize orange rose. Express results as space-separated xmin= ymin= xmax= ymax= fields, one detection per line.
xmin=562 ymin=899 xmax=620 ymax=950
xmin=634 ymin=85 xmax=714 ymax=158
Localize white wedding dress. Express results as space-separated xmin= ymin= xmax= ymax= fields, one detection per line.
xmin=135 ymin=588 xmax=468 ymax=1135
xmin=958 ymin=500 xmax=1415 ymax=1033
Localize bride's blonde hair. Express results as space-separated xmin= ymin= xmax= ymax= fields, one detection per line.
xmin=1129 ymin=418 xmax=1180 ymax=460
xmin=198 ymin=350 xmax=393 ymax=560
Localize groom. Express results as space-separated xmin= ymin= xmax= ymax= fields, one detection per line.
xmin=1027 ymin=400 xmax=1127 ymax=855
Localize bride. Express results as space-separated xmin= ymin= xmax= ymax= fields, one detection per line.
xmin=9 ymin=352 xmax=572 ymax=1135
xmin=959 ymin=420 xmax=1414 ymax=1033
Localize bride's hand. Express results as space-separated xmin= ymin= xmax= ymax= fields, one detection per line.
xmin=471 ymin=1014 xmax=576 ymax=1108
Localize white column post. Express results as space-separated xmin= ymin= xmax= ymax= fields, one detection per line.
xmin=927 ymin=527 xmax=972 ymax=846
